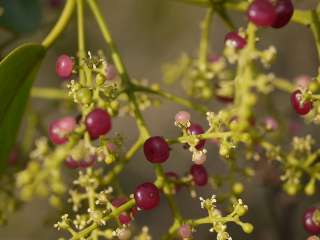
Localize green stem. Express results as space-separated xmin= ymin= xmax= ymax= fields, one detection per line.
xmin=132 ymin=84 xmax=208 ymax=113
xmin=310 ymin=10 xmax=320 ymax=62
xmin=102 ymin=137 xmax=145 ymax=185
xmin=42 ymin=0 xmax=76 ymax=48
xmin=31 ymin=87 xmax=69 ymax=100
xmin=71 ymin=199 xmax=135 ymax=240
xmin=198 ymin=7 xmax=214 ymax=71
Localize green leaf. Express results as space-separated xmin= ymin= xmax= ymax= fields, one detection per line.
xmin=0 ymin=0 xmax=42 ymax=33
xmin=0 ymin=44 xmax=46 ymax=172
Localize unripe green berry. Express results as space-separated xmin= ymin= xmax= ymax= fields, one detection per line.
xmin=241 ymin=223 xmax=254 ymax=234
xmin=77 ymin=88 xmax=92 ymax=104
xmin=232 ymin=182 xmax=244 ymax=195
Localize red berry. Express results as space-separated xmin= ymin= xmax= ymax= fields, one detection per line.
xmin=165 ymin=171 xmax=181 ymax=192
xmin=178 ymin=224 xmax=192 ymax=239
xmin=303 ymin=208 xmax=320 ymax=235
xmin=56 ymin=54 xmax=74 ymax=79
xmin=112 ymin=197 xmax=133 ymax=225
xmin=290 ymin=90 xmax=313 ymax=115
xmin=247 ymin=0 xmax=276 ymax=27
xmin=79 ymin=155 xmax=97 ymax=168
xmin=65 ymin=156 xmax=79 ymax=169
xmin=272 ymin=0 xmax=294 ymax=28
xmin=188 ymin=123 xmax=206 ymax=150
xmin=190 ymin=164 xmax=208 ymax=186
xmin=224 ymin=32 xmax=247 ymax=50
xmin=134 ymin=182 xmax=160 ymax=210
xmin=85 ymin=108 xmax=112 ymax=140
xmin=143 ymin=136 xmax=170 ymax=163
xmin=49 ymin=116 xmax=76 ymax=145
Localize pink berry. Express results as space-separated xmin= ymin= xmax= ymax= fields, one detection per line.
xmin=165 ymin=171 xmax=181 ymax=192
xmin=224 ymin=32 xmax=247 ymax=49
xmin=49 ymin=116 xmax=76 ymax=145
xmin=175 ymin=111 xmax=191 ymax=125
xmin=106 ymin=64 xmax=117 ymax=80
xmin=178 ymin=224 xmax=192 ymax=239
xmin=290 ymin=90 xmax=313 ymax=115
xmin=295 ymin=75 xmax=311 ymax=89
xmin=64 ymin=156 xmax=79 ymax=169
xmin=303 ymin=208 xmax=320 ymax=235
xmin=85 ymin=108 xmax=112 ymax=140
xmin=79 ymin=155 xmax=97 ymax=168
xmin=194 ymin=153 xmax=207 ymax=165
xmin=207 ymin=54 xmax=221 ymax=63
xmin=263 ymin=117 xmax=278 ymax=131
xmin=272 ymin=0 xmax=294 ymax=28
xmin=188 ymin=123 xmax=206 ymax=150
xmin=247 ymin=0 xmax=276 ymax=27
xmin=56 ymin=54 xmax=74 ymax=79
xmin=190 ymin=164 xmax=208 ymax=186
xmin=134 ymin=182 xmax=160 ymax=210
xmin=143 ymin=136 xmax=170 ymax=163
xmin=112 ymin=197 xmax=133 ymax=224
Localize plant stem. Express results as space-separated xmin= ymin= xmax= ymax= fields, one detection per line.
xmin=198 ymin=7 xmax=214 ymax=71
xmin=132 ymin=84 xmax=208 ymax=113
xmin=42 ymin=0 xmax=76 ymax=48
xmin=31 ymin=87 xmax=69 ymax=100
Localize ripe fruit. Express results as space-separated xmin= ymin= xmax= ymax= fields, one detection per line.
xmin=143 ymin=136 xmax=170 ymax=163
xmin=49 ymin=116 xmax=76 ymax=145
xmin=56 ymin=54 xmax=74 ymax=79
xmin=112 ymin=197 xmax=133 ymax=224
xmin=65 ymin=156 xmax=79 ymax=169
xmin=178 ymin=224 xmax=192 ymax=239
xmin=303 ymin=208 xmax=320 ymax=234
xmin=188 ymin=123 xmax=206 ymax=150
xmin=190 ymin=164 xmax=208 ymax=186
xmin=175 ymin=111 xmax=191 ymax=125
xmin=247 ymin=0 xmax=276 ymax=27
xmin=290 ymin=90 xmax=313 ymax=115
xmin=224 ymin=32 xmax=247 ymax=50
xmin=272 ymin=0 xmax=294 ymax=28
xmin=134 ymin=182 xmax=160 ymax=210
xmin=79 ymin=155 xmax=97 ymax=168
xmin=85 ymin=108 xmax=112 ymax=140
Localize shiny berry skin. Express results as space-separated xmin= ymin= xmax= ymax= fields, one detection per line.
xmin=85 ymin=108 xmax=112 ymax=140
xmin=272 ymin=0 xmax=294 ymax=29
xmin=178 ymin=224 xmax=192 ymax=239
xmin=56 ymin=54 xmax=74 ymax=79
xmin=290 ymin=90 xmax=313 ymax=115
xmin=188 ymin=123 xmax=206 ymax=150
xmin=49 ymin=116 xmax=76 ymax=145
xmin=65 ymin=156 xmax=79 ymax=169
xmin=247 ymin=0 xmax=276 ymax=27
xmin=190 ymin=164 xmax=208 ymax=186
xmin=134 ymin=182 xmax=160 ymax=210
xmin=175 ymin=111 xmax=191 ymax=125
xmin=224 ymin=32 xmax=247 ymax=50
xmin=112 ymin=197 xmax=132 ymax=224
xmin=143 ymin=136 xmax=170 ymax=163
xmin=165 ymin=171 xmax=181 ymax=192
xmin=303 ymin=208 xmax=320 ymax=234
xmin=79 ymin=155 xmax=97 ymax=168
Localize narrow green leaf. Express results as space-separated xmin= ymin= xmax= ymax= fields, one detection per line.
xmin=0 ymin=44 xmax=46 ymax=172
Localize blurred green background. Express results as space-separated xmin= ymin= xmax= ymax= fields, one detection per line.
xmin=0 ymin=0 xmax=320 ymax=239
